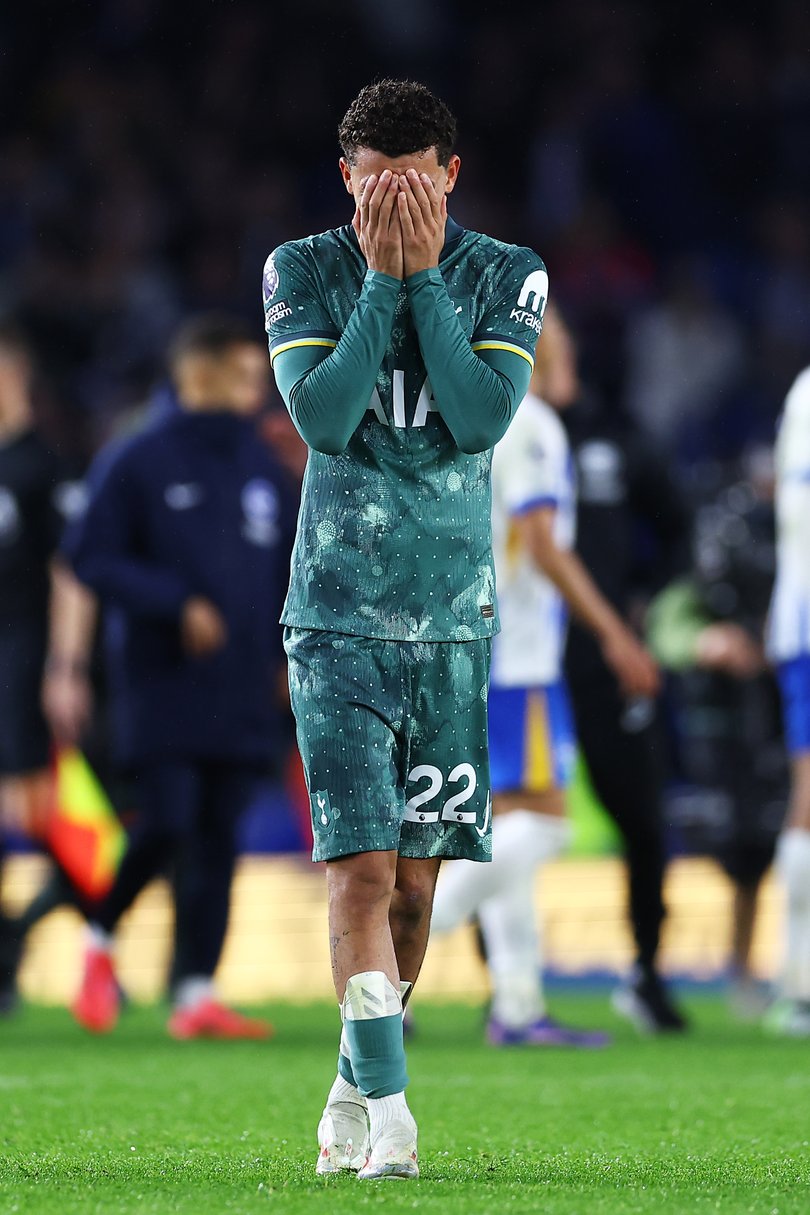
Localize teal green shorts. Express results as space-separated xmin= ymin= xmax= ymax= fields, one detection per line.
xmin=284 ymin=628 xmax=493 ymax=864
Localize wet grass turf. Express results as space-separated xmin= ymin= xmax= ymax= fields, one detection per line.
xmin=1 ymin=995 xmax=808 ymax=1214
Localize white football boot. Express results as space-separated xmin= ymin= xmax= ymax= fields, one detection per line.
xmin=356 ymin=1107 xmax=419 ymax=1181
xmin=315 ymin=1088 xmax=369 ymax=1175
xmin=763 ymin=998 xmax=810 ymax=1038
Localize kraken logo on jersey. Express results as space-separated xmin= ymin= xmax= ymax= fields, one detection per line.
xmin=517 ymin=269 xmax=549 ymax=314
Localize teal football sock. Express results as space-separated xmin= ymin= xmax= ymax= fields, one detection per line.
xmin=342 ymin=971 xmax=408 ymax=1099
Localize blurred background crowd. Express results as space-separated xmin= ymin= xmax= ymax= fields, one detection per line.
xmin=3 ymin=0 xmax=810 ymax=467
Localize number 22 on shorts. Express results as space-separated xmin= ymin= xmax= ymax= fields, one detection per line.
xmin=404 ymin=763 xmax=478 ymax=824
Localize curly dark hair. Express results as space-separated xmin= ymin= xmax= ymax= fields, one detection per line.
xmin=338 ymin=79 xmax=457 ymax=167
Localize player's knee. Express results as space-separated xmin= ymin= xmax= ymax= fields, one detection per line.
xmin=327 ymin=853 xmax=397 ymax=910
xmin=391 ymin=875 xmax=434 ymax=930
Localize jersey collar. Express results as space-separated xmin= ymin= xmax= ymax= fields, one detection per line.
xmin=441 ymin=215 xmax=465 ymax=258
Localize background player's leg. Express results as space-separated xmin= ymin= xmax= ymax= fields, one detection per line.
xmin=731 ymin=879 xmax=759 ymax=977
xmin=73 ymin=761 xmax=197 ymax=1032
xmin=0 ymin=837 xmax=21 ymax=1014
xmin=477 ymin=800 xmax=607 ymax=1045
xmin=172 ymin=762 xmax=235 ymax=999
xmin=572 ymin=685 xmax=666 ymax=973
xmin=0 ymin=770 xmax=64 ymax=1011
xmin=433 ymin=795 xmax=606 ymax=1045
xmin=431 ymin=804 xmax=569 ymax=934
xmin=168 ymin=763 xmax=270 ymax=1039
xmin=569 ymin=679 xmax=685 ymax=1031
xmin=91 ymin=763 xmax=195 ymax=933
xmin=770 ymin=752 xmax=810 ymax=1034
xmin=430 ymin=678 xmax=607 ymax=1044
xmin=726 ymin=875 xmax=771 ymax=1020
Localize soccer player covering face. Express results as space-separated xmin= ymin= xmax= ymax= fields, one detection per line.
xmin=264 ymin=80 xmax=547 ymax=1179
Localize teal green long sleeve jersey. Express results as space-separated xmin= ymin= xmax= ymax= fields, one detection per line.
xmin=263 ymin=217 xmax=547 ymax=643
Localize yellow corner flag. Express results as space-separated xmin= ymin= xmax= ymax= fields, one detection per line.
xmin=46 ymin=747 xmax=125 ymax=899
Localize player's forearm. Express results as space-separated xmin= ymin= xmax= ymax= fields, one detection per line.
xmin=407 ymin=269 xmax=531 ymax=453
xmin=778 ymin=481 xmax=810 ymax=560
xmin=273 ymin=270 xmax=400 ymax=454
xmin=47 ymin=560 xmax=98 ymax=669
xmin=529 ymin=540 xmax=625 ymax=644
xmin=71 ymin=549 xmax=190 ymax=620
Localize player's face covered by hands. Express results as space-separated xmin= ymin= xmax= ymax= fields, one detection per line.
xmin=340 ymin=148 xmax=460 ymax=280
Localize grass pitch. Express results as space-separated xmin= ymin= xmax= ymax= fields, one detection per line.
xmin=1 ymin=994 xmax=808 ymax=1214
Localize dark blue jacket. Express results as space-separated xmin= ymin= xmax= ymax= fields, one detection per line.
xmin=65 ymin=410 xmax=296 ymax=767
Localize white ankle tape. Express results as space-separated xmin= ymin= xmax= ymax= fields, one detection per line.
xmin=343 ymin=972 xmax=402 ymax=1021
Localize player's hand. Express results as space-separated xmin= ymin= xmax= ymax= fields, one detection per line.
xmin=398 ymin=169 xmax=447 ymax=276
xmin=1 ymin=771 xmax=54 ymax=842
xmin=695 ymin=622 xmax=763 ymax=678
xmin=42 ymin=664 xmax=93 ymax=747
xmin=601 ymin=625 xmax=661 ymax=700
xmin=181 ymin=596 xmax=228 ymax=658
xmin=352 ymin=170 xmax=403 ymax=279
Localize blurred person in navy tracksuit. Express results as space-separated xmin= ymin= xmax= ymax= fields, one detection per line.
xmin=65 ymin=314 xmax=295 ymax=1038
xmin=0 ymin=322 xmax=81 ymax=1012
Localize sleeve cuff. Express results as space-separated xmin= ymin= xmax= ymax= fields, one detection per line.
xmin=365 ymin=268 xmax=403 ymax=291
xmin=405 ymin=267 xmax=444 ymax=290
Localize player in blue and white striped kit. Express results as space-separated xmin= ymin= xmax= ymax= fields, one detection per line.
xmin=431 ymin=306 xmax=658 ymax=1043
xmin=767 ymin=366 xmax=810 ymax=1036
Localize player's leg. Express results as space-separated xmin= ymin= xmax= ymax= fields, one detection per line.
xmin=73 ymin=761 xmax=197 ymax=1032
xmin=389 ymin=855 xmax=442 ymax=990
xmin=327 ymin=850 xmax=400 ymax=994
xmin=168 ymin=763 xmax=271 ymax=1040
xmin=726 ymin=875 xmax=772 ymax=1020
xmin=769 ymin=657 xmax=810 ymax=1034
xmin=716 ymin=813 xmax=775 ymax=1020
xmin=435 ymin=682 xmax=607 ymax=1045
xmin=430 ymin=683 xmax=569 ymax=939
xmin=0 ymin=834 xmax=21 ymax=1015
xmin=479 ymin=790 xmax=571 ymax=1042
xmin=326 ymin=849 xmax=419 ymax=1181
xmin=569 ymin=677 xmax=685 ymax=1032
xmin=0 ymin=619 xmax=59 ymax=1011
xmin=430 ymin=686 xmax=570 ymax=934
xmin=479 ymin=813 xmax=607 ymax=1046
xmin=772 ymin=753 xmax=810 ymax=1033
xmin=285 ymin=628 xmax=414 ymax=1178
